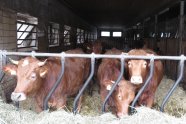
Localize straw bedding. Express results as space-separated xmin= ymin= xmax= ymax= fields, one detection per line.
xmin=0 ymin=77 xmax=186 ymax=124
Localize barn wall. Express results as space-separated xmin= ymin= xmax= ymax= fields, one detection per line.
xmin=0 ymin=0 xmax=96 ymax=53
xmin=0 ymin=7 xmax=17 ymax=102
xmin=0 ymin=7 xmax=17 ymax=51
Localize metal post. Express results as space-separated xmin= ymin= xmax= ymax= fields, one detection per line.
xmin=43 ymin=52 xmax=65 ymax=110
xmin=160 ymin=55 xmax=185 ymax=112
xmin=154 ymin=15 xmax=158 ymax=49
xmin=0 ymin=51 xmax=6 ymax=84
xmin=73 ymin=53 xmax=95 ymax=114
xmin=102 ymin=54 xmax=125 ymax=113
xmin=179 ymin=1 xmax=184 ymax=55
xmin=130 ymin=58 xmax=154 ymax=113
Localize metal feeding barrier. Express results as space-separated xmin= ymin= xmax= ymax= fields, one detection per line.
xmin=0 ymin=51 xmax=185 ymax=114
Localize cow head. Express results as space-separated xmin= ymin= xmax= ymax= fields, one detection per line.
xmin=104 ymin=79 xmax=135 ymax=118
xmin=127 ymin=59 xmax=149 ymax=84
xmin=3 ymin=57 xmax=48 ymax=102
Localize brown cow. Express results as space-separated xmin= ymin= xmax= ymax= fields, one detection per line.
xmin=97 ymin=48 xmax=137 ymax=117
xmin=83 ymin=40 xmax=103 ymax=95
xmin=127 ymin=49 xmax=164 ymax=107
xmin=83 ymin=40 xmax=103 ymax=54
xmin=3 ymin=48 xmax=90 ymax=112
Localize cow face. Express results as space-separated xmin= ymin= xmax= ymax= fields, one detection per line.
xmin=105 ymin=80 xmax=135 ymax=118
xmin=127 ymin=59 xmax=149 ymax=84
xmin=3 ymin=57 xmax=48 ymax=102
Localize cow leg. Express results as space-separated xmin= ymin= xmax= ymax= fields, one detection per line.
xmin=88 ymin=79 xmax=94 ymax=96
xmin=55 ymin=97 xmax=66 ymax=109
xmin=138 ymin=91 xmax=155 ymax=108
xmin=35 ymin=97 xmax=44 ymax=113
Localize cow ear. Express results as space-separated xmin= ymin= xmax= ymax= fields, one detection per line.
xmin=39 ymin=68 xmax=48 ymax=78
xmin=3 ymin=64 xmax=17 ymax=75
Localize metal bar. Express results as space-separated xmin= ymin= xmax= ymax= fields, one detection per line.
xmin=17 ymin=21 xmax=37 ymax=27
xmin=73 ymin=53 xmax=95 ymax=114
xmin=43 ymin=52 xmax=65 ymax=110
xmin=18 ymin=25 xmax=29 ymax=39
xmin=160 ymin=56 xmax=185 ymax=112
xmin=0 ymin=50 xmax=6 ymax=83
xmin=102 ymin=54 xmax=125 ymax=112
xmin=0 ymin=50 xmax=4 ymax=83
xmin=17 ymin=23 xmax=23 ymax=31
xmin=130 ymin=58 xmax=155 ymax=113
xmin=3 ymin=51 xmax=186 ymax=60
xmin=179 ymin=0 xmax=184 ymax=55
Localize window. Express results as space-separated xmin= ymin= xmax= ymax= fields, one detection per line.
xmin=101 ymin=31 xmax=110 ymax=37
xmin=113 ymin=32 xmax=122 ymax=37
xmin=17 ymin=13 xmax=38 ymax=49
xmin=77 ymin=28 xmax=84 ymax=44
xmin=64 ymin=25 xmax=71 ymax=46
xmin=48 ymin=23 xmax=60 ymax=47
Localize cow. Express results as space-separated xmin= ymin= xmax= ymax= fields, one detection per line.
xmin=3 ymin=48 xmax=90 ymax=112
xmin=126 ymin=49 xmax=164 ymax=107
xmin=97 ymin=48 xmax=137 ymax=117
xmin=82 ymin=40 xmax=104 ymax=95
xmin=83 ymin=40 xmax=103 ymax=54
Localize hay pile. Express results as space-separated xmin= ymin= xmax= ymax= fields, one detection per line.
xmin=0 ymin=100 xmax=186 ymax=124
xmin=0 ymin=77 xmax=186 ymax=124
xmin=155 ymin=77 xmax=186 ymax=117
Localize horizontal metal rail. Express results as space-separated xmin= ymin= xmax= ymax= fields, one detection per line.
xmin=1 ymin=51 xmax=186 ymax=60
xmin=0 ymin=50 xmax=186 ymax=114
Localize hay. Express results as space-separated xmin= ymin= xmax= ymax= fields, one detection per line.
xmin=155 ymin=76 xmax=186 ymax=117
xmin=0 ymin=99 xmax=186 ymax=124
xmin=0 ymin=77 xmax=186 ymax=123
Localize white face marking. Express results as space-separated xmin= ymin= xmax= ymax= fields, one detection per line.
xmin=87 ymin=47 xmax=91 ymax=50
xmin=111 ymin=80 xmax=115 ymax=83
xmin=22 ymin=59 xmax=29 ymax=67
xmin=10 ymin=70 xmax=17 ymax=75
xmin=106 ymin=84 xmax=112 ymax=91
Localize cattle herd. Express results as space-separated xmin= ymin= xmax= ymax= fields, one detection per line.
xmin=2 ymin=41 xmax=164 ymax=118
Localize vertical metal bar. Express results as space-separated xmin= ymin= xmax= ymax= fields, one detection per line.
xmin=43 ymin=52 xmax=65 ymax=110
xmin=0 ymin=51 xmax=6 ymax=83
xmin=131 ymin=58 xmax=155 ymax=113
xmin=160 ymin=55 xmax=185 ymax=112
xmin=179 ymin=1 xmax=184 ymax=55
xmin=0 ymin=50 xmax=3 ymax=80
xmin=102 ymin=55 xmax=124 ymax=113
xmin=73 ymin=53 xmax=95 ymax=114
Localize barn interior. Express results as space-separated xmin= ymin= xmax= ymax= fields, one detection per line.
xmin=0 ymin=0 xmax=186 ymax=119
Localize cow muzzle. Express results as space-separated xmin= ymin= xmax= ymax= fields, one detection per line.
xmin=130 ymin=76 xmax=143 ymax=84
xmin=11 ymin=92 xmax=26 ymax=101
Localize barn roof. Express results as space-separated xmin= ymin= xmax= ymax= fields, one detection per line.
xmin=59 ymin=0 xmax=179 ymax=29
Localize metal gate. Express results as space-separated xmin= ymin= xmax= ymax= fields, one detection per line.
xmin=0 ymin=50 xmax=185 ymax=114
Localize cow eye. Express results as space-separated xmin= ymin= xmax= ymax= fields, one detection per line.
xmin=143 ymin=61 xmax=147 ymax=68
xmin=118 ymin=95 xmax=122 ymax=100
xmin=30 ymin=73 xmax=36 ymax=80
